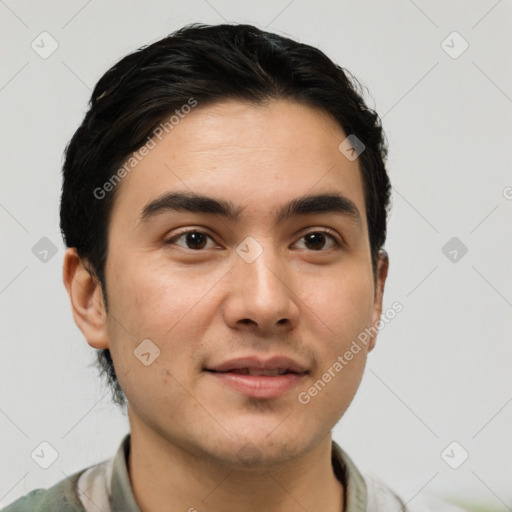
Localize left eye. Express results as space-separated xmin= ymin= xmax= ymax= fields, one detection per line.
xmin=293 ymin=230 xmax=340 ymax=251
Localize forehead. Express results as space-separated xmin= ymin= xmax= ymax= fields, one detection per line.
xmin=109 ymin=99 xmax=367 ymax=229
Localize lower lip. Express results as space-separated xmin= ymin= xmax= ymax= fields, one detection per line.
xmin=206 ymin=371 xmax=305 ymax=399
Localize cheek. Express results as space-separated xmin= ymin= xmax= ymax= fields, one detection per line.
xmin=302 ymin=264 xmax=375 ymax=343
xmin=105 ymin=263 xmax=209 ymax=419
xmin=105 ymin=258 xmax=225 ymax=395
xmin=323 ymin=355 xmax=367 ymax=419
xmin=298 ymin=263 xmax=373 ymax=411
xmin=109 ymin=258 xmax=219 ymax=339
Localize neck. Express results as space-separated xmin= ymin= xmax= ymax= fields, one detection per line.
xmin=127 ymin=420 xmax=344 ymax=512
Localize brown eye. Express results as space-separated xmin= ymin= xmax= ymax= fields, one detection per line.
xmin=294 ymin=230 xmax=340 ymax=251
xmin=166 ymin=230 xmax=215 ymax=250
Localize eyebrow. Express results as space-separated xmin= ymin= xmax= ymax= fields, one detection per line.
xmin=139 ymin=191 xmax=362 ymax=227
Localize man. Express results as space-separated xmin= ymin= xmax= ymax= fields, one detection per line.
xmin=3 ymin=23 xmax=467 ymax=512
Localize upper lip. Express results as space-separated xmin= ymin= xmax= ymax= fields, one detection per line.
xmin=206 ymin=356 xmax=308 ymax=374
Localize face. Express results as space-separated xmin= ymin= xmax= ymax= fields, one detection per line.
xmin=71 ymin=99 xmax=388 ymax=467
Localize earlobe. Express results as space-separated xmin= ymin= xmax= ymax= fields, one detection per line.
xmin=62 ymin=248 xmax=110 ymax=350
xmin=368 ymin=249 xmax=390 ymax=352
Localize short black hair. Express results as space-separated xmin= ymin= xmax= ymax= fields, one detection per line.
xmin=60 ymin=22 xmax=391 ymax=408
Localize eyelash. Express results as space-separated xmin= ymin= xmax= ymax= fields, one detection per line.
xmin=165 ymin=228 xmax=342 ymax=251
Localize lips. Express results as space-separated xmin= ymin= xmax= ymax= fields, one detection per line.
xmin=205 ymin=356 xmax=308 ymax=399
xmin=205 ymin=356 xmax=308 ymax=375
xmin=224 ymin=368 xmax=289 ymax=376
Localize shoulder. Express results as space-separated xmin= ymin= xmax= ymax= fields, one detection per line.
xmin=2 ymin=468 xmax=86 ymax=512
xmin=364 ymin=474 xmax=470 ymax=512
xmin=331 ymin=441 xmax=470 ymax=512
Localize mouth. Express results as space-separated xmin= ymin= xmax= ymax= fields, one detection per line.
xmin=207 ymin=368 xmax=299 ymax=376
xmin=204 ymin=356 xmax=308 ymax=399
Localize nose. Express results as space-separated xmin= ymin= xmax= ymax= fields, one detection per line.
xmin=222 ymin=241 xmax=300 ymax=334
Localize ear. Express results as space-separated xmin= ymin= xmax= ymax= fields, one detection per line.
xmin=368 ymin=249 xmax=389 ymax=352
xmin=62 ymin=248 xmax=110 ymax=349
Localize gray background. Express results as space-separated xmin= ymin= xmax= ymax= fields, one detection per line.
xmin=1 ymin=0 xmax=511 ymax=509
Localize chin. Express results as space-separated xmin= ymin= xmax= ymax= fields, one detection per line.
xmin=207 ymin=423 xmax=311 ymax=469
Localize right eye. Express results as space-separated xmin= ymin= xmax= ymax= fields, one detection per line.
xmin=165 ymin=230 xmax=218 ymax=251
